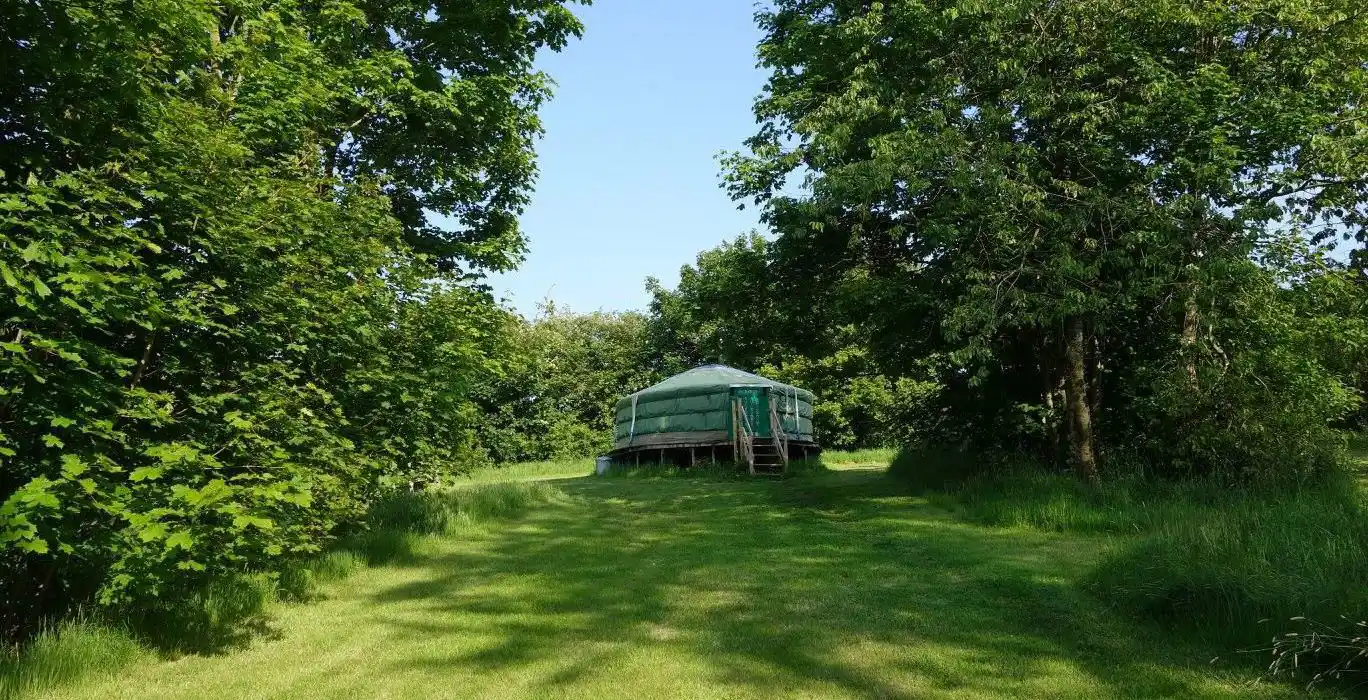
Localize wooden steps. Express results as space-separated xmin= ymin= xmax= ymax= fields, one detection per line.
xmin=751 ymin=442 xmax=785 ymax=475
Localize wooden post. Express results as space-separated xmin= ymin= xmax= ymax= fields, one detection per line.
xmin=730 ymin=401 xmax=738 ymax=460
xmin=710 ymin=446 xmax=715 ymax=465
xmin=689 ymin=447 xmax=695 ymax=466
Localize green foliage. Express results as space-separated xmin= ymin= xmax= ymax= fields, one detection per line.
xmin=0 ymin=0 xmax=587 ymax=643
xmin=724 ymin=0 xmax=1368 ymax=479
xmin=477 ymin=304 xmax=656 ymax=462
xmin=644 ymin=235 xmax=935 ymax=449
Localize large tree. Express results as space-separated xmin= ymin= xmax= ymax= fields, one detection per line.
xmin=0 ymin=0 xmax=585 ymax=641
xmin=727 ymin=0 xmax=1367 ymax=480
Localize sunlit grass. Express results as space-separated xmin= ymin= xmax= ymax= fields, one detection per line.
xmin=820 ymin=447 xmax=898 ymax=468
xmin=26 ymin=454 xmax=1337 ymax=700
xmin=453 ymin=457 xmax=594 ymax=484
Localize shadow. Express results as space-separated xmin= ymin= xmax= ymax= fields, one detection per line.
xmin=361 ymin=469 xmax=1244 ymax=698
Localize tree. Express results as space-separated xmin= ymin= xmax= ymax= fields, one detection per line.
xmin=727 ymin=0 xmax=1368 ymax=480
xmin=0 ymin=0 xmax=586 ymax=642
xmin=476 ymin=304 xmax=656 ymax=462
xmin=644 ymin=235 xmax=938 ymax=449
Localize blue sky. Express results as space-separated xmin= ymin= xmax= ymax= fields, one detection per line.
xmin=489 ymin=0 xmax=768 ymax=317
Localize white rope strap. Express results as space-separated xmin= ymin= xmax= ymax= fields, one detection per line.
xmin=628 ymin=394 xmax=639 ymax=445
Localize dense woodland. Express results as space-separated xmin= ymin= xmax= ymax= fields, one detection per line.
xmin=3 ymin=0 xmax=1368 ymax=685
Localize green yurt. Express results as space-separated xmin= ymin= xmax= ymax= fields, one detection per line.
xmin=610 ymin=364 xmax=818 ymax=471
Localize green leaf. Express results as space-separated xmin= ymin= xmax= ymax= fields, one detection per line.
xmin=130 ymin=466 xmax=165 ymax=482
xmin=19 ymin=539 xmax=49 ymax=554
xmin=165 ymin=531 xmax=194 ymax=551
xmin=60 ymin=454 xmax=88 ymax=478
xmin=138 ymin=522 xmax=167 ymax=542
xmin=232 ymin=514 xmax=275 ymax=531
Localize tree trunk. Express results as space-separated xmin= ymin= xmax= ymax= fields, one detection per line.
xmin=1182 ymin=291 xmax=1200 ymax=387
xmin=1042 ymin=359 xmax=1066 ymax=464
xmin=1064 ymin=317 xmax=1099 ymax=484
xmin=1087 ymin=332 xmax=1103 ymax=440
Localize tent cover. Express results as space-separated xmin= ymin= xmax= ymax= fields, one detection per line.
xmin=611 ymin=364 xmax=816 ymax=451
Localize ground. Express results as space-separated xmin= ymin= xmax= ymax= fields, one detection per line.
xmin=39 ymin=457 xmax=1330 ymax=700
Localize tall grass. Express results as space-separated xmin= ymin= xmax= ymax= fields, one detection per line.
xmin=367 ymin=481 xmax=567 ymax=533
xmin=599 ymin=447 xmax=895 ymax=480
xmin=0 ymin=620 xmax=148 ymax=700
xmin=1084 ymin=475 xmax=1368 ymax=647
xmin=346 ymin=481 xmax=568 ymax=565
xmin=600 ymin=460 xmax=752 ymax=480
xmin=821 ymin=447 xmax=898 ymax=467
xmin=889 ymin=443 xmax=1368 ymax=682
xmin=453 ymin=458 xmax=594 ymax=484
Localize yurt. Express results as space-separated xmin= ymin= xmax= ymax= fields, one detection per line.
xmin=609 ymin=364 xmax=819 ymax=473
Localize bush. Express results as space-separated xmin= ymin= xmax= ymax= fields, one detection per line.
xmin=0 ymin=619 xmax=147 ymax=699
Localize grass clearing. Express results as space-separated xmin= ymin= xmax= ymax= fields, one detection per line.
xmin=21 ymin=454 xmax=1347 ymax=700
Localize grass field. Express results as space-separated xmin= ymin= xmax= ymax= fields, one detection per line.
xmin=15 ymin=451 xmax=1350 ymax=700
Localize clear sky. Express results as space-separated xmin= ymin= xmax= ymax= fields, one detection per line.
xmin=489 ymin=0 xmax=768 ymax=318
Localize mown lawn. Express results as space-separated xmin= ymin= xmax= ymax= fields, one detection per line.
xmin=36 ymin=458 xmax=1338 ymax=699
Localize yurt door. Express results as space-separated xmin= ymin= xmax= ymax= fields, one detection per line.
xmin=732 ymin=387 xmax=772 ymax=439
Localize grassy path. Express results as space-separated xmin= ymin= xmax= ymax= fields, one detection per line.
xmin=42 ymin=464 xmax=1322 ymax=699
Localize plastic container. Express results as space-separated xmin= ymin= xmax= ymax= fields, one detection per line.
xmin=595 ymin=456 xmax=613 ymax=476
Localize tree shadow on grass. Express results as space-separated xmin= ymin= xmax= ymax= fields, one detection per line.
xmin=364 ymin=469 xmax=1256 ymax=699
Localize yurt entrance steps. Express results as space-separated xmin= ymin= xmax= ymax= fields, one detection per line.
xmin=750 ymin=441 xmax=786 ymax=475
